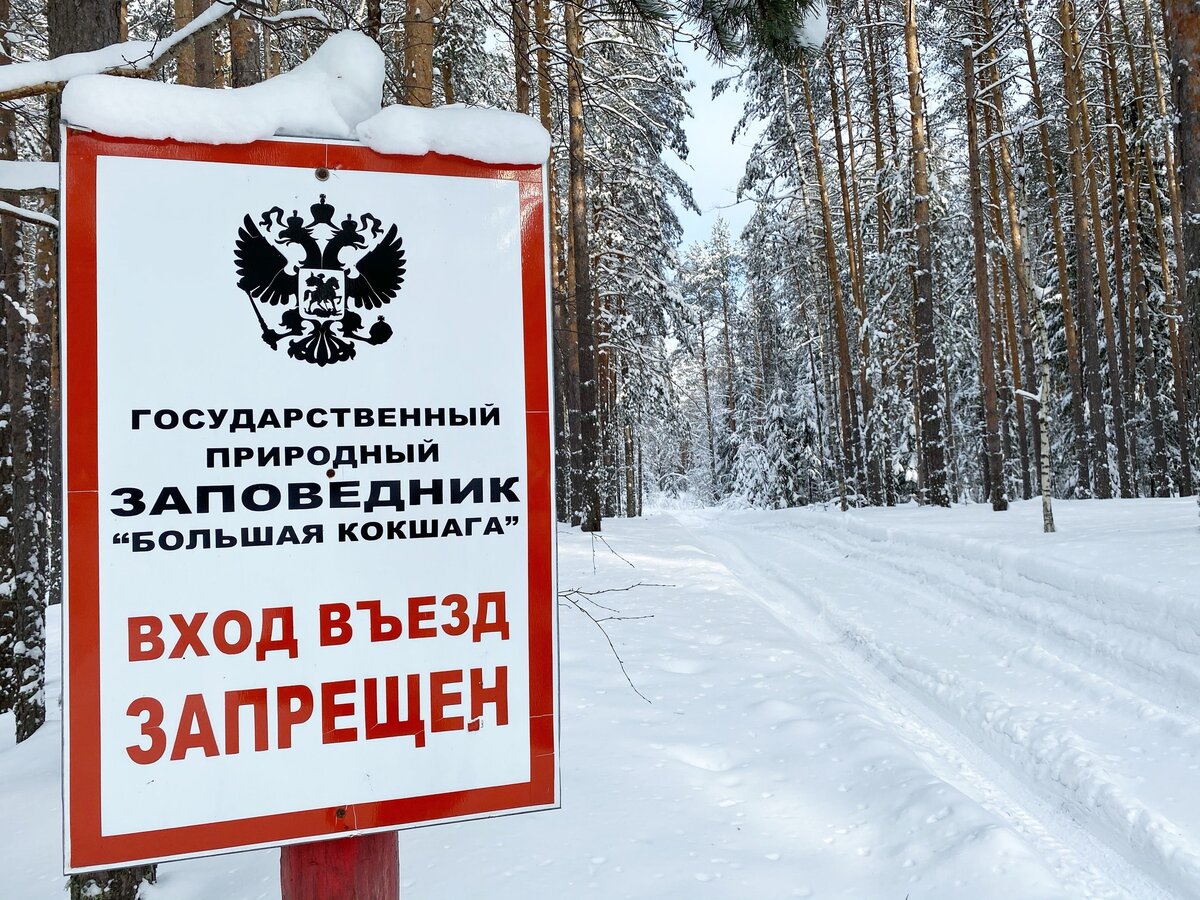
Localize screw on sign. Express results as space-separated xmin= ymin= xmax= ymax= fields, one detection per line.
xmin=61 ymin=126 xmax=557 ymax=900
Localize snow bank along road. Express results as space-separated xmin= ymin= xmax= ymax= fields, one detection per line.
xmin=2 ymin=498 xmax=1197 ymax=898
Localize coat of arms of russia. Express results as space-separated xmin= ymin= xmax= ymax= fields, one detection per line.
xmin=234 ymin=194 xmax=405 ymax=366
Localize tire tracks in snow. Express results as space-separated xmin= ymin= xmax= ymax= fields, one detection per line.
xmin=781 ymin=521 xmax=1200 ymax=899
xmin=812 ymin=515 xmax=1200 ymax=714
xmin=672 ymin=511 xmax=1191 ymax=900
xmin=798 ymin=520 xmax=1200 ymax=741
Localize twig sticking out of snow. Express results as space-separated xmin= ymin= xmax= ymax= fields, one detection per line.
xmin=588 ymin=530 xmax=637 ymax=574
xmin=559 ymin=582 xmax=670 ymax=705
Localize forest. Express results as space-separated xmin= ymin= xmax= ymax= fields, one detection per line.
xmin=0 ymin=0 xmax=1198 ymax=894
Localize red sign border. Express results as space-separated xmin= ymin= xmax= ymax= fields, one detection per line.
xmin=61 ymin=130 xmax=558 ymax=871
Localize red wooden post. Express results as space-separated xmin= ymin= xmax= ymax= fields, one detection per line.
xmin=280 ymin=833 xmax=399 ymax=900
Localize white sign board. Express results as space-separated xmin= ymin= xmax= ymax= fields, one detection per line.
xmin=62 ymin=130 xmax=557 ymax=871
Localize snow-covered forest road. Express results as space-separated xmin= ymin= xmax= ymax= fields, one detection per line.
xmin=3 ymin=498 xmax=1199 ymax=899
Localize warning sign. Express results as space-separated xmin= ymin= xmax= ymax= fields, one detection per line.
xmin=61 ymin=130 xmax=557 ymax=871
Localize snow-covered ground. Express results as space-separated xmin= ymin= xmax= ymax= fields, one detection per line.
xmin=3 ymin=497 xmax=1199 ymax=898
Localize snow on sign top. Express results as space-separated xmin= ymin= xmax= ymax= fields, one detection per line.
xmin=61 ymin=31 xmax=383 ymax=145
xmin=357 ymin=105 xmax=551 ymax=166
xmin=59 ymin=30 xmax=550 ymax=166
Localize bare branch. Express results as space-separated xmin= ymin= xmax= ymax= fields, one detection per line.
xmin=558 ymin=582 xmax=671 ymax=705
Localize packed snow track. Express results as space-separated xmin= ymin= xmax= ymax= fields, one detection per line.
xmin=674 ymin=500 xmax=1200 ymax=899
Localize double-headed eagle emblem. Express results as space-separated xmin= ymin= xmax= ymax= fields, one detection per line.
xmin=234 ymin=194 xmax=406 ymax=366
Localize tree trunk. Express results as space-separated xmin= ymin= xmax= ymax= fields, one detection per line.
xmin=513 ymin=0 xmax=531 ymax=113
xmin=596 ymin=273 xmax=614 ymax=516
xmin=69 ymin=869 xmax=157 ymax=900
xmin=829 ymin=46 xmax=879 ymax=504
xmin=1031 ymin=263 xmax=1057 ymax=533
xmin=563 ymin=185 xmax=584 ymax=524
xmin=794 ymin=61 xmax=860 ymax=507
xmin=624 ymin=421 xmax=635 ymax=516
xmin=903 ymin=0 xmax=948 ymax=505
xmin=718 ymin=280 xmax=738 ymax=435
xmin=1129 ymin=0 xmax=1194 ymax=494
xmin=1072 ymin=11 xmax=1132 ymax=498
xmin=1010 ymin=129 xmax=1056 ymax=527
xmin=979 ymin=0 xmax=1037 ymax=499
xmin=1148 ymin=0 xmax=1194 ymax=425
xmin=862 ymin=3 xmax=897 ymax=505
xmin=1098 ymin=5 xmax=1140 ymax=494
xmin=980 ymin=90 xmax=1026 ymax=502
xmin=174 ymin=0 xmax=196 ymax=84
xmin=992 ymin=263 xmax=1016 ymax=493
xmin=861 ymin=0 xmax=890 ymax=256
xmin=0 ymin=0 xmax=17 ymax=718
xmin=366 ymin=0 xmax=381 ymax=40
xmin=1163 ymin=0 xmax=1200 ymax=492
xmin=404 ymin=0 xmax=441 ymax=106
xmin=1115 ymin=0 xmax=1189 ymax=494
xmin=1017 ymin=0 xmax=1091 ymax=495
xmin=16 ymin=0 xmax=56 ymax=742
xmin=943 ymin=359 xmax=960 ymax=503
xmin=535 ymin=0 xmax=571 ymax=519
xmin=51 ymin=0 xmax=153 ymax=893
xmin=839 ymin=47 xmax=868 ymax=305
xmin=564 ymin=0 xmax=601 ymax=531
xmin=229 ymin=14 xmax=262 ymax=88
xmin=1060 ymin=0 xmax=1114 ymax=499
xmin=636 ymin=436 xmax=643 ymax=516
xmin=192 ymin=0 xmax=215 ymax=87
xmin=965 ymin=43 xmax=1007 ymax=511
xmin=698 ymin=310 xmax=718 ymax=501
xmin=871 ymin=0 xmax=901 ymax=159
xmin=1110 ymin=0 xmax=1171 ymax=494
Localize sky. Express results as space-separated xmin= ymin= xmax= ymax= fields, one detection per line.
xmin=668 ymin=3 xmax=827 ymax=252
xmin=670 ymin=43 xmax=762 ymax=251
